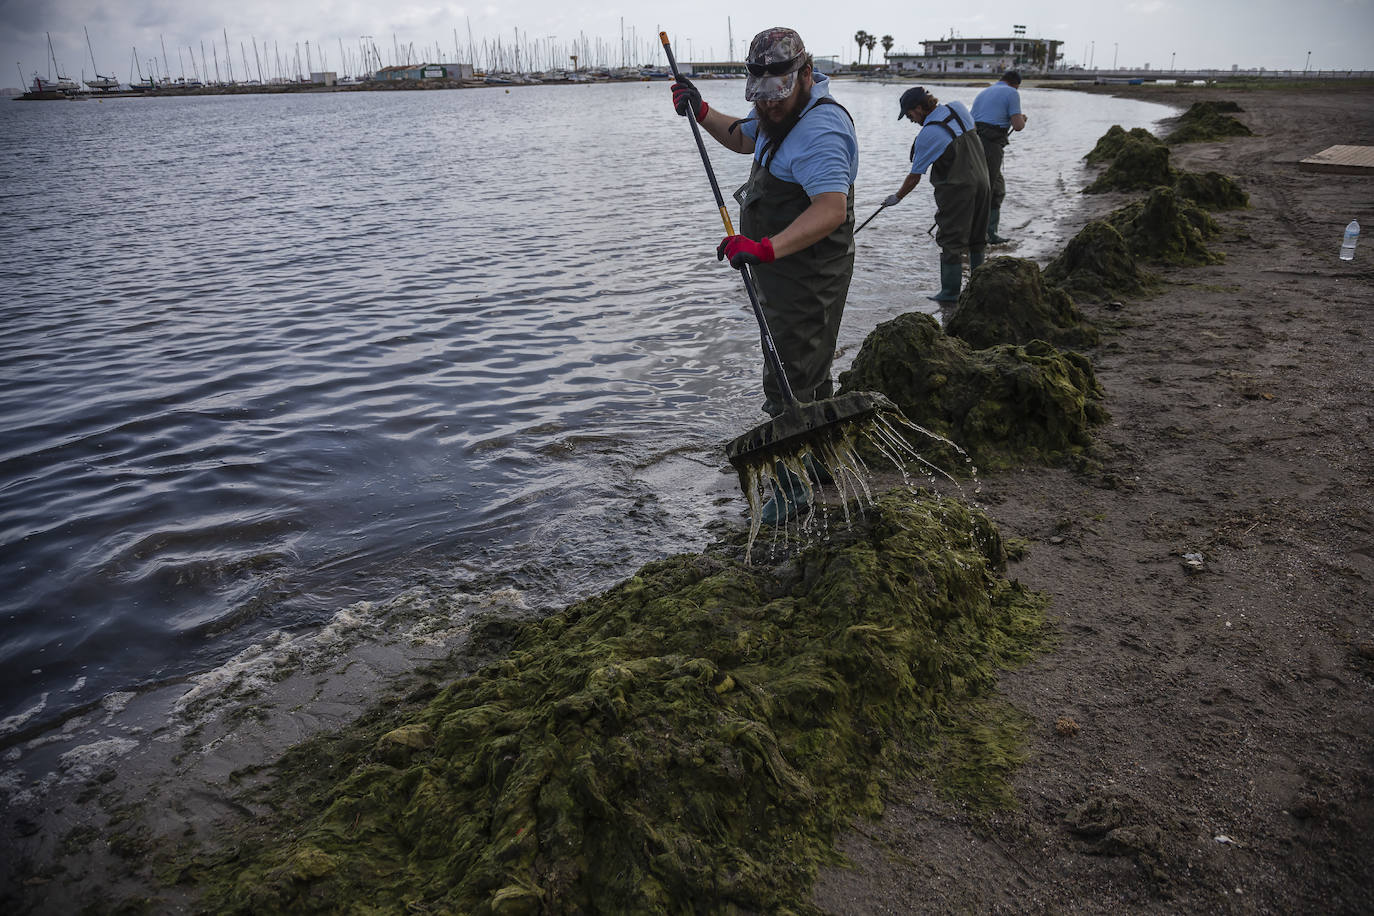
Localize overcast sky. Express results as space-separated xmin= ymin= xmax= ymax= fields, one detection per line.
xmin=5 ymin=0 xmax=1372 ymax=87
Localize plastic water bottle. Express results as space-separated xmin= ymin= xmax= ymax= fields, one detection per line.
xmin=1340 ymin=219 xmax=1360 ymax=260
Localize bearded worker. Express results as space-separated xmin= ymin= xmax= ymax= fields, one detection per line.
xmin=882 ymin=86 xmax=990 ymax=302
xmin=670 ymin=27 xmax=858 ymax=524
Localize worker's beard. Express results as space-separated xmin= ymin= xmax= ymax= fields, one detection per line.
xmin=755 ymin=87 xmax=810 ymax=145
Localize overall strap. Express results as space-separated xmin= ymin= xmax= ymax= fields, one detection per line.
xmin=759 ymin=96 xmax=854 ymax=171
xmin=911 ymin=107 xmax=968 ymax=161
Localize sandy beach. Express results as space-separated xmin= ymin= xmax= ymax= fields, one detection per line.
xmin=3 ymin=82 xmax=1371 ymax=913
xmin=814 ymin=82 xmax=1374 ymax=913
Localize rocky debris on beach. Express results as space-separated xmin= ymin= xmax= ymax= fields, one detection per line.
xmin=1166 ymin=100 xmax=1253 ymax=145
xmin=1043 ymin=220 xmax=1154 ymax=300
xmin=186 ymin=492 xmax=1047 ymax=914
xmin=1106 ymin=186 xmax=1224 ymax=265
xmin=945 ymin=256 xmax=1100 ymax=351
xmin=838 ymin=313 xmax=1108 ymax=472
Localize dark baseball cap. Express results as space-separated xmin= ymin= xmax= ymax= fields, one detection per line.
xmin=897 ymin=86 xmax=929 ymax=119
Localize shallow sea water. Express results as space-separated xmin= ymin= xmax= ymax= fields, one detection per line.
xmin=0 ymin=79 xmax=1174 ymax=746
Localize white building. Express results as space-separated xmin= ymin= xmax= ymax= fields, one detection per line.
xmin=887 ymin=35 xmax=1063 ymax=75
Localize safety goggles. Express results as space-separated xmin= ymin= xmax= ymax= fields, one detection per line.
xmin=745 ymin=53 xmax=804 ymax=77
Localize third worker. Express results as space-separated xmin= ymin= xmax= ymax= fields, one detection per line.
xmin=883 ymin=86 xmax=990 ymax=303
xmin=971 ymin=70 xmax=1029 ymax=244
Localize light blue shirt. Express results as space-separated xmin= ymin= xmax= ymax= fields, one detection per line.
xmin=908 ymin=100 xmax=975 ymax=176
xmin=739 ymin=73 xmax=859 ymax=196
xmin=971 ymin=81 xmax=1022 ymax=127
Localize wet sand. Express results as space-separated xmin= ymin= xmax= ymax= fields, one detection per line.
xmin=814 ymin=83 xmax=1374 ymax=913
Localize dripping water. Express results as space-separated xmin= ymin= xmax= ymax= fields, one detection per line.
xmin=736 ymin=406 xmax=981 ymax=561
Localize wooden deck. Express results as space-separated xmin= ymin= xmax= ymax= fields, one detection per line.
xmin=1298 ymin=145 xmax=1374 ymax=175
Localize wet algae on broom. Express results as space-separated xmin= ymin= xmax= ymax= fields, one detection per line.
xmin=195 ymin=491 xmax=1046 ymax=914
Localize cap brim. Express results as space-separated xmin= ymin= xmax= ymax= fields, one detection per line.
xmin=745 ymin=70 xmax=797 ymax=102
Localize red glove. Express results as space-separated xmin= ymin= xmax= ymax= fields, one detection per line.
xmin=717 ymin=235 xmax=775 ymax=269
xmin=671 ymin=79 xmax=708 ymax=123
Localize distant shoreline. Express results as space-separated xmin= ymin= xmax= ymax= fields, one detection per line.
xmin=14 ymin=68 xmax=1374 ymax=101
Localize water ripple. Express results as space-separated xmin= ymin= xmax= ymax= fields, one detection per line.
xmin=0 ymin=82 xmax=1175 ymax=737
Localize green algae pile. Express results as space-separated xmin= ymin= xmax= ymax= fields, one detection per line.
xmin=838 ymin=313 xmax=1107 ymax=471
xmin=1043 ymin=220 xmax=1153 ymax=300
xmin=194 ymin=492 xmax=1046 ymax=914
xmin=1174 ymin=170 xmax=1250 ymax=210
xmin=1084 ymin=137 xmax=1176 ymax=193
xmin=1106 ymin=186 xmax=1223 ymax=265
xmin=946 ymin=257 xmax=1100 ymax=351
xmin=1084 ymin=125 xmax=1167 ymax=165
xmin=1166 ymin=100 xmax=1253 ymax=145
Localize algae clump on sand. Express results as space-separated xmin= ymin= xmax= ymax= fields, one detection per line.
xmin=1084 ymin=137 xmax=1176 ymax=193
xmin=196 ymin=491 xmax=1046 ymax=915
xmin=1174 ymin=170 xmax=1250 ymax=211
xmin=1043 ymin=220 xmax=1154 ymax=300
xmin=1084 ymin=125 xmax=1167 ymax=165
xmin=946 ymin=256 xmax=1099 ymax=351
xmin=838 ymin=313 xmax=1107 ymax=472
xmin=1107 ymin=186 xmax=1223 ymax=265
xmin=1166 ymin=100 xmax=1253 ymax=145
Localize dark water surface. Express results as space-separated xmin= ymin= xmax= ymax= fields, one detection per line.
xmin=0 ymin=81 xmax=1173 ymax=740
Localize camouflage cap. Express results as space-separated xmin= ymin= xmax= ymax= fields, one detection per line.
xmin=744 ymin=27 xmax=808 ymax=102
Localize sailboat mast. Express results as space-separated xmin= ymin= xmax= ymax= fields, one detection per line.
xmin=223 ymin=29 xmax=234 ymax=83
xmin=86 ymin=26 xmax=100 ymax=75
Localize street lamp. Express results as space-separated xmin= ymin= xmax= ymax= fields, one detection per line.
xmin=1170 ymin=50 xmax=1175 ymax=71
xmin=1113 ymin=42 xmax=1118 ymax=69
xmin=1304 ymin=50 xmax=1312 ymax=73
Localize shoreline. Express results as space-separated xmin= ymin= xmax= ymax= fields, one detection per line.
xmin=814 ymin=83 xmax=1373 ymax=911
xmin=2 ymin=83 xmax=1370 ymax=912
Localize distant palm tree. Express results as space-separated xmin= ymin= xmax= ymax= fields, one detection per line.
xmin=865 ymin=35 xmax=877 ymax=65
xmin=881 ymin=35 xmax=895 ymax=62
xmin=854 ymin=30 xmax=869 ymax=67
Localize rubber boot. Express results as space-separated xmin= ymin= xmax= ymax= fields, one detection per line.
xmin=987 ymin=208 xmax=1011 ymax=245
xmin=969 ymin=246 xmax=986 ymax=271
xmin=929 ymin=259 xmax=963 ymax=302
xmin=760 ymin=461 xmax=811 ymax=526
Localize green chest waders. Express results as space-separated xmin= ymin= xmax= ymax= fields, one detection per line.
xmin=927 ymin=114 xmax=992 ymax=260
xmin=736 ymin=131 xmax=855 ymax=417
xmin=976 ymin=122 xmax=1013 ymax=242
